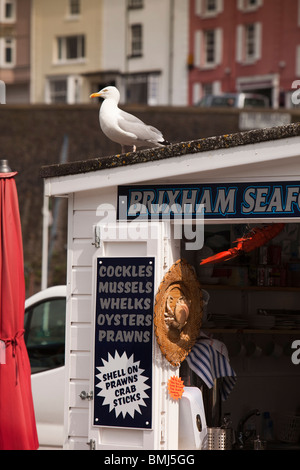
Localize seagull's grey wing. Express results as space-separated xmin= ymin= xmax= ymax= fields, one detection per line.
xmin=118 ymin=108 xmax=145 ymax=125
xmin=117 ymin=109 xmax=164 ymax=141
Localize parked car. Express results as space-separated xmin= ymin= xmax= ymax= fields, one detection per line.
xmin=196 ymin=93 xmax=270 ymax=108
xmin=24 ymin=285 xmax=66 ymax=449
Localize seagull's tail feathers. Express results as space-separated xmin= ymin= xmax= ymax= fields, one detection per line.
xmin=147 ymin=138 xmax=170 ymax=148
xmin=147 ymin=126 xmax=170 ymax=147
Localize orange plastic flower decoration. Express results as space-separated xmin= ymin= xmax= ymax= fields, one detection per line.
xmin=167 ymin=376 xmax=184 ymax=400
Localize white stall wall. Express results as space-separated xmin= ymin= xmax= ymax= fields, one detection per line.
xmin=63 ymin=188 xmax=181 ymax=450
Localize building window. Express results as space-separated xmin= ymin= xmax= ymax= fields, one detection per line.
xmin=69 ymin=0 xmax=80 ymax=15
xmin=247 ymin=0 xmax=258 ymax=6
xmin=0 ymin=37 xmax=15 ymax=67
xmin=57 ymin=35 xmax=85 ymax=62
xmin=236 ymin=23 xmax=262 ymax=63
xmin=194 ymin=28 xmax=222 ymax=68
xmin=46 ymin=75 xmax=82 ymax=104
xmin=205 ymin=30 xmax=215 ymax=64
xmin=195 ymin=0 xmax=223 ymax=17
xmin=148 ymin=74 xmax=160 ymax=105
xmin=203 ymin=83 xmax=213 ymax=96
xmin=4 ymin=38 xmax=12 ymax=62
xmin=129 ymin=24 xmax=143 ymax=57
xmin=0 ymin=0 xmax=16 ymax=22
xmin=237 ymin=0 xmax=263 ymax=12
xmin=49 ymin=79 xmax=67 ymax=103
xmin=125 ymin=73 xmax=159 ymax=105
xmin=206 ymin=0 xmax=217 ymax=12
xmin=245 ymin=24 xmax=255 ymax=60
xmin=128 ymin=0 xmax=143 ymax=8
xmin=4 ymin=0 xmax=14 ymax=18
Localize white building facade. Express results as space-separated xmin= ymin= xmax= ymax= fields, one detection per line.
xmin=99 ymin=0 xmax=189 ymax=105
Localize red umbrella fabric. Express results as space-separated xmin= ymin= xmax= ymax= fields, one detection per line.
xmin=0 ymin=169 xmax=38 ymax=450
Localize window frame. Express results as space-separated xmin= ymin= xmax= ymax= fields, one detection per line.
xmin=69 ymin=0 xmax=80 ymax=16
xmin=206 ymin=0 xmax=217 ymax=13
xmin=194 ymin=28 xmax=223 ymax=69
xmin=0 ymin=36 xmax=15 ymax=67
xmin=56 ymin=34 xmax=86 ymax=63
xmin=129 ymin=23 xmax=143 ymax=58
xmin=0 ymin=0 xmax=16 ymax=23
xmin=46 ymin=75 xmax=82 ymax=104
xmin=237 ymin=0 xmax=263 ymax=13
xmin=127 ymin=0 xmax=143 ymax=9
xmin=48 ymin=78 xmax=68 ymax=103
xmin=205 ymin=30 xmax=216 ymax=65
xmin=195 ymin=0 xmax=223 ymax=18
xmin=236 ymin=22 xmax=262 ymax=64
xmin=245 ymin=23 xmax=256 ymax=61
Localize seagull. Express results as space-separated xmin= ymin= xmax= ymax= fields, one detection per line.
xmin=90 ymin=86 xmax=170 ymax=152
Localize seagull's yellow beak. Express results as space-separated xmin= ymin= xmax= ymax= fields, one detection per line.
xmin=90 ymin=92 xmax=101 ymax=98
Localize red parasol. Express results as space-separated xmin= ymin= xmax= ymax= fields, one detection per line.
xmin=0 ymin=161 xmax=38 ymax=450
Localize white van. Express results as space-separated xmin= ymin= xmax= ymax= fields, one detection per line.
xmin=24 ymin=286 xmax=66 ymax=449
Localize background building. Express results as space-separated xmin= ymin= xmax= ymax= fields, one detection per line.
xmin=0 ymin=0 xmax=31 ymax=103
xmin=100 ymin=0 xmax=189 ymax=105
xmin=189 ymin=0 xmax=300 ymax=108
xmin=2 ymin=0 xmax=300 ymax=107
xmin=30 ymin=0 xmax=189 ymax=105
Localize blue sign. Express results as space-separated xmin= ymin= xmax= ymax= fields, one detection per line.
xmin=118 ymin=182 xmax=300 ymax=220
xmin=93 ymin=257 xmax=154 ymax=429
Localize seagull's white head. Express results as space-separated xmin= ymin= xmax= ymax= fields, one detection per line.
xmin=90 ymin=86 xmax=120 ymax=103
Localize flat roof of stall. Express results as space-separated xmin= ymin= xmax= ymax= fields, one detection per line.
xmin=40 ymin=123 xmax=300 ymax=196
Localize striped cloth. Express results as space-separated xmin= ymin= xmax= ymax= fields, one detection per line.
xmin=186 ymin=335 xmax=237 ymax=401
